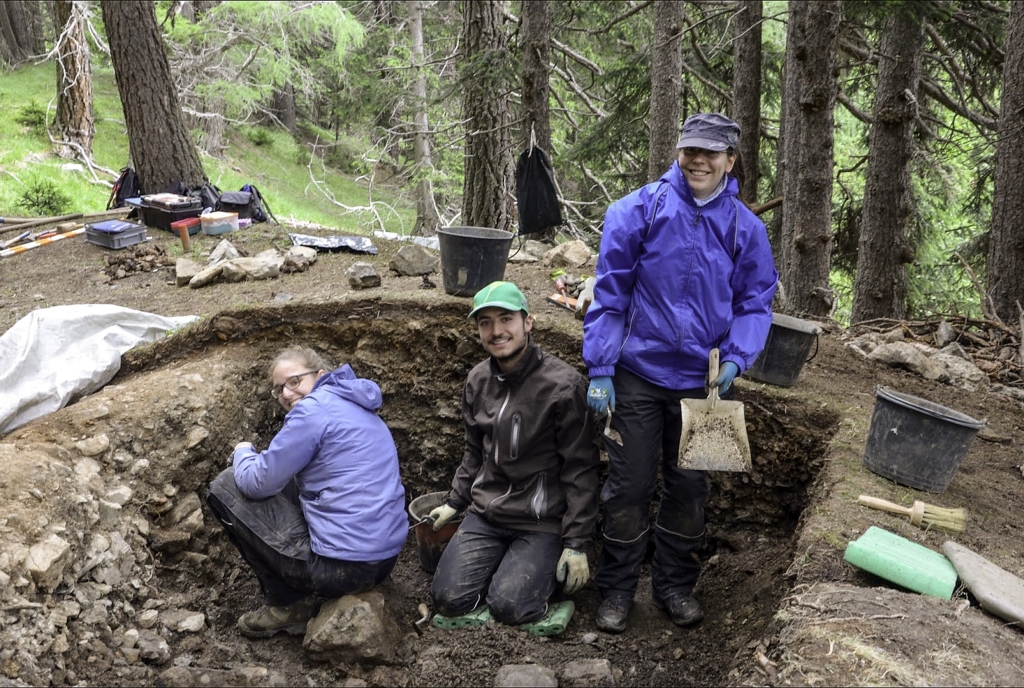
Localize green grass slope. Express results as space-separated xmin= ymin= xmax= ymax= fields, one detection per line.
xmin=0 ymin=61 xmax=415 ymax=235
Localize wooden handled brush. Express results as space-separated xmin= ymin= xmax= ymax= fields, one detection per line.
xmin=857 ymin=495 xmax=967 ymax=534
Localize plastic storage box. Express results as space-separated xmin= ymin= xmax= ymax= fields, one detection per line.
xmin=85 ymin=220 xmax=148 ymax=249
xmin=137 ymin=195 xmax=202 ymax=232
xmin=201 ymin=211 xmax=239 ymax=235
xmin=170 ymin=216 xmax=203 ymax=236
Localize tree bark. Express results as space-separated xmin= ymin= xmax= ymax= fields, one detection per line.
xmin=0 ymin=1 xmax=35 ymax=65
xmin=461 ymin=0 xmax=515 ymax=232
xmin=410 ymin=0 xmax=441 ymax=236
xmin=987 ymin=1 xmax=1024 ymax=324
xmin=521 ymin=0 xmax=552 ymax=154
xmin=193 ymin=0 xmax=220 ymax=20
xmin=102 ymin=0 xmax=206 ymax=193
xmin=25 ymin=0 xmax=48 ymax=55
xmin=778 ymin=0 xmax=841 ymax=317
xmin=52 ymin=0 xmax=95 ymax=161
xmin=273 ymin=83 xmax=297 ymax=135
xmin=732 ymin=0 xmax=762 ymax=204
xmin=647 ymin=0 xmax=683 ymax=182
xmin=851 ymin=9 xmax=923 ymax=323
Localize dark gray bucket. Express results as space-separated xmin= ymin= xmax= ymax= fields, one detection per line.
xmin=437 ymin=226 xmax=514 ymax=297
xmin=863 ymin=386 xmax=985 ymax=493
xmin=746 ymin=313 xmax=821 ymax=387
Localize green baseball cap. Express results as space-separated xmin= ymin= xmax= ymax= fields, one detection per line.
xmin=468 ymin=281 xmax=529 ymax=319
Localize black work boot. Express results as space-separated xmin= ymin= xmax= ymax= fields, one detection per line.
xmin=237 ymin=596 xmax=318 ymax=638
xmin=595 ymin=593 xmax=631 ymax=633
xmin=659 ymin=594 xmax=704 ymax=626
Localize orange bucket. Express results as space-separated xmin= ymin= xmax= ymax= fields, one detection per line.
xmin=408 ymin=492 xmax=463 ymax=573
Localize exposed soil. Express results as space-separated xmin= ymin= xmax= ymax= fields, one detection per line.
xmin=2 ymin=221 xmax=1024 ymax=686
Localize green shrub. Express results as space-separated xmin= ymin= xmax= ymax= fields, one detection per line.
xmin=15 ymin=101 xmax=47 ymax=137
xmin=247 ymin=127 xmax=273 ymax=147
xmin=17 ymin=179 xmax=73 ymax=216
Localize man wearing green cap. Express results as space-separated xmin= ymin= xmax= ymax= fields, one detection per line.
xmin=427 ymin=281 xmax=600 ymax=634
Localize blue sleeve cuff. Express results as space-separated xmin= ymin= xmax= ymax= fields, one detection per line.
xmin=588 ymin=366 xmax=616 ymax=379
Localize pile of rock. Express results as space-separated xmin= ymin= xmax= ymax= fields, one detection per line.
xmin=175 ymin=239 xmax=319 ymax=289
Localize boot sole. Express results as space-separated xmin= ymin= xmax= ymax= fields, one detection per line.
xmin=237 ymin=621 xmax=309 ymax=639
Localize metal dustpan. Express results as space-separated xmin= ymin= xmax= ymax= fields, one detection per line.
xmin=678 ymin=348 xmax=752 ymax=472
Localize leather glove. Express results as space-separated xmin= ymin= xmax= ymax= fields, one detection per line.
xmin=427 ymin=504 xmax=458 ymax=532
xmin=555 ymin=548 xmax=589 ymax=593
xmin=587 ymin=376 xmax=615 ymax=416
xmin=711 ymin=361 xmax=740 ymax=394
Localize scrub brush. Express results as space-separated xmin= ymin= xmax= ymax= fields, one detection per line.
xmin=857 ymin=495 xmax=967 ymax=534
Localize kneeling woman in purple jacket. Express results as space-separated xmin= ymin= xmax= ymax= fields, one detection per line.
xmin=207 ymin=347 xmax=408 ymax=639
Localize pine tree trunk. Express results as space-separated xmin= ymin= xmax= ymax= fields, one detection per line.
xmin=521 ymin=0 xmax=552 ymax=154
xmin=851 ymin=9 xmax=923 ymax=323
xmin=410 ymin=0 xmax=441 ymax=236
xmin=273 ymin=83 xmax=297 ymax=135
xmin=25 ymin=0 xmax=48 ymax=55
xmin=461 ymin=0 xmax=515 ymax=232
xmin=52 ymin=0 xmax=94 ymax=161
xmin=101 ymin=0 xmax=205 ymax=193
xmin=778 ymin=0 xmax=840 ymax=317
xmin=987 ymin=1 xmax=1024 ymax=324
xmin=647 ymin=0 xmax=683 ymax=183
xmin=732 ymin=0 xmax=762 ymax=204
xmin=0 ymin=1 xmax=34 ymax=65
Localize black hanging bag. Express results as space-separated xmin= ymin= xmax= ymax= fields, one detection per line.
xmin=515 ymin=146 xmax=563 ymax=235
xmin=106 ymin=167 xmax=143 ymax=210
xmin=217 ymin=184 xmax=278 ymax=224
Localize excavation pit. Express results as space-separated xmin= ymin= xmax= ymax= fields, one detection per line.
xmin=1 ymin=299 xmax=838 ymax=686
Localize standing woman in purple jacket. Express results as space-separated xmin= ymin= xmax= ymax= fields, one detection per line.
xmin=207 ymin=347 xmax=408 ymax=639
xmin=583 ymin=113 xmax=778 ymax=633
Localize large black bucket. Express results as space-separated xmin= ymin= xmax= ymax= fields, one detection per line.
xmin=408 ymin=492 xmax=463 ymax=573
xmin=437 ymin=226 xmax=514 ymax=297
xmin=863 ymin=387 xmax=985 ymax=493
xmin=746 ymin=312 xmax=821 ymax=387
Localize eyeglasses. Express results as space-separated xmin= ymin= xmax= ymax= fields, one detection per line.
xmin=271 ymin=371 xmax=318 ymax=399
xmin=681 ymin=147 xmax=728 ymax=159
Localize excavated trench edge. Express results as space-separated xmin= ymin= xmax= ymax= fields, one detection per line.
xmin=121 ymin=297 xmax=840 ymax=684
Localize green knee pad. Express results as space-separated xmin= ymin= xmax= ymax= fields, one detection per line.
xmin=521 ymin=600 xmax=575 ymax=637
xmin=431 ymin=604 xmax=492 ymax=630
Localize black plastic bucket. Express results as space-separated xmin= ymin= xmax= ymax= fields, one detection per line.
xmin=746 ymin=313 xmax=821 ymax=387
xmin=437 ymin=226 xmax=514 ymax=297
xmin=863 ymin=387 xmax=985 ymax=493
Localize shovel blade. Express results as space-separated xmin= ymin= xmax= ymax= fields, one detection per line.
xmin=678 ymin=399 xmax=752 ymax=472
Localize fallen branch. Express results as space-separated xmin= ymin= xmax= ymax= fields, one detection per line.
xmin=752 ymin=196 xmax=783 ymax=216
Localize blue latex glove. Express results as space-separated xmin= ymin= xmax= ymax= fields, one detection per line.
xmin=711 ymin=361 xmax=740 ymax=394
xmin=587 ymin=376 xmax=615 ymax=416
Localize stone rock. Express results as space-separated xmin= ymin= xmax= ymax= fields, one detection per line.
xmin=561 ymin=659 xmax=618 ymax=687
xmin=98 ymin=499 xmax=122 ymax=528
xmin=137 ymin=630 xmax=171 ymax=665
xmin=287 ymin=245 xmax=317 ymax=265
xmin=208 ymin=239 xmax=240 ymax=264
xmin=189 ymin=263 xmax=225 ymax=289
xmin=930 ymin=353 xmax=989 ymax=392
xmin=222 ymin=256 xmax=280 ymax=282
xmin=493 ymin=664 xmax=558 ymax=687
xmin=25 ymin=534 xmax=71 ymax=592
xmin=166 ymin=492 xmax=201 ymax=528
xmin=867 ymin=342 xmax=950 ymax=382
xmin=148 ymin=528 xmax=190 ymax=555
xmin=522 ymin=240 xmax=553 ymax=260
xmin=883 ymin=327 xmax=905 ymax=343
xmin=177 ymin=508 xmax=204 ymax=535
xmin=175 ymin=259 xmax=202 ymax=287
xmin=541 ymin=240 xmax=592 ymax=269
xmin=991 ymin=384 xmax=1024 ymax=401
xmin=123 ymin=628 xmax=139 ymax=648
xmin=389 ymin=244 xmax=439 ymax=276
xmin=936 ymin=341 xmax=970 ymax=361
xmin=185 ymin=427 xmax=209 ymax=449
xmin=155 ymin=666 xmax=194 ymax=687
xmin=160 ymin=609 xmax=205 ymax=633
xmin=76 ymin=434 xmax=110 ymax=457
xmin=934 ymin=320 xmax=958 ymax=347
xmin=105 ymin=485 xmax=133 ymax=506
xmin=156 ymin=666 xmax=250 ymax=687
xmin=303 ymin=591 xmax=406 ymax=665
xmin=347 ymin=262 xmax=381 ymax=289
xmin=138 ymin=609 xmax=160 ymax=629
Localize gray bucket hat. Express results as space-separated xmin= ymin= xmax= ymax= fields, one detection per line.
xmin=676 ymin=113 xmax=741 ymax=152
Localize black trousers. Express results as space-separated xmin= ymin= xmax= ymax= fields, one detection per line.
xmin=207 ymin=467 xmax=397 ymax=606
xmin=429 ymin=512 xmax=563 ymax=625
xmin=594 ymin=367 xmax=718 ymax=604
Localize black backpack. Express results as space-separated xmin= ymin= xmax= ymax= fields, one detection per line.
xmin=217 ymin=183 xmax=277 ymax=224
xmin=106 ymin=167 xmax=142 ymax=210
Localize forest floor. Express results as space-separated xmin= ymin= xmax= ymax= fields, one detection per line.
xmin=2 ymin=219 xmax=1023 ymax=687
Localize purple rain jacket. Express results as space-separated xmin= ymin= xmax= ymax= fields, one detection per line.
xmin=583 ymin=163 xmax=778 ymax=390
xmin=233 ymin=364 xmax=408 ymax=561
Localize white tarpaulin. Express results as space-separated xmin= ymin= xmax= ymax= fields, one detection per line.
xmin=0 ymin=305 xmax=197 ymax=436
